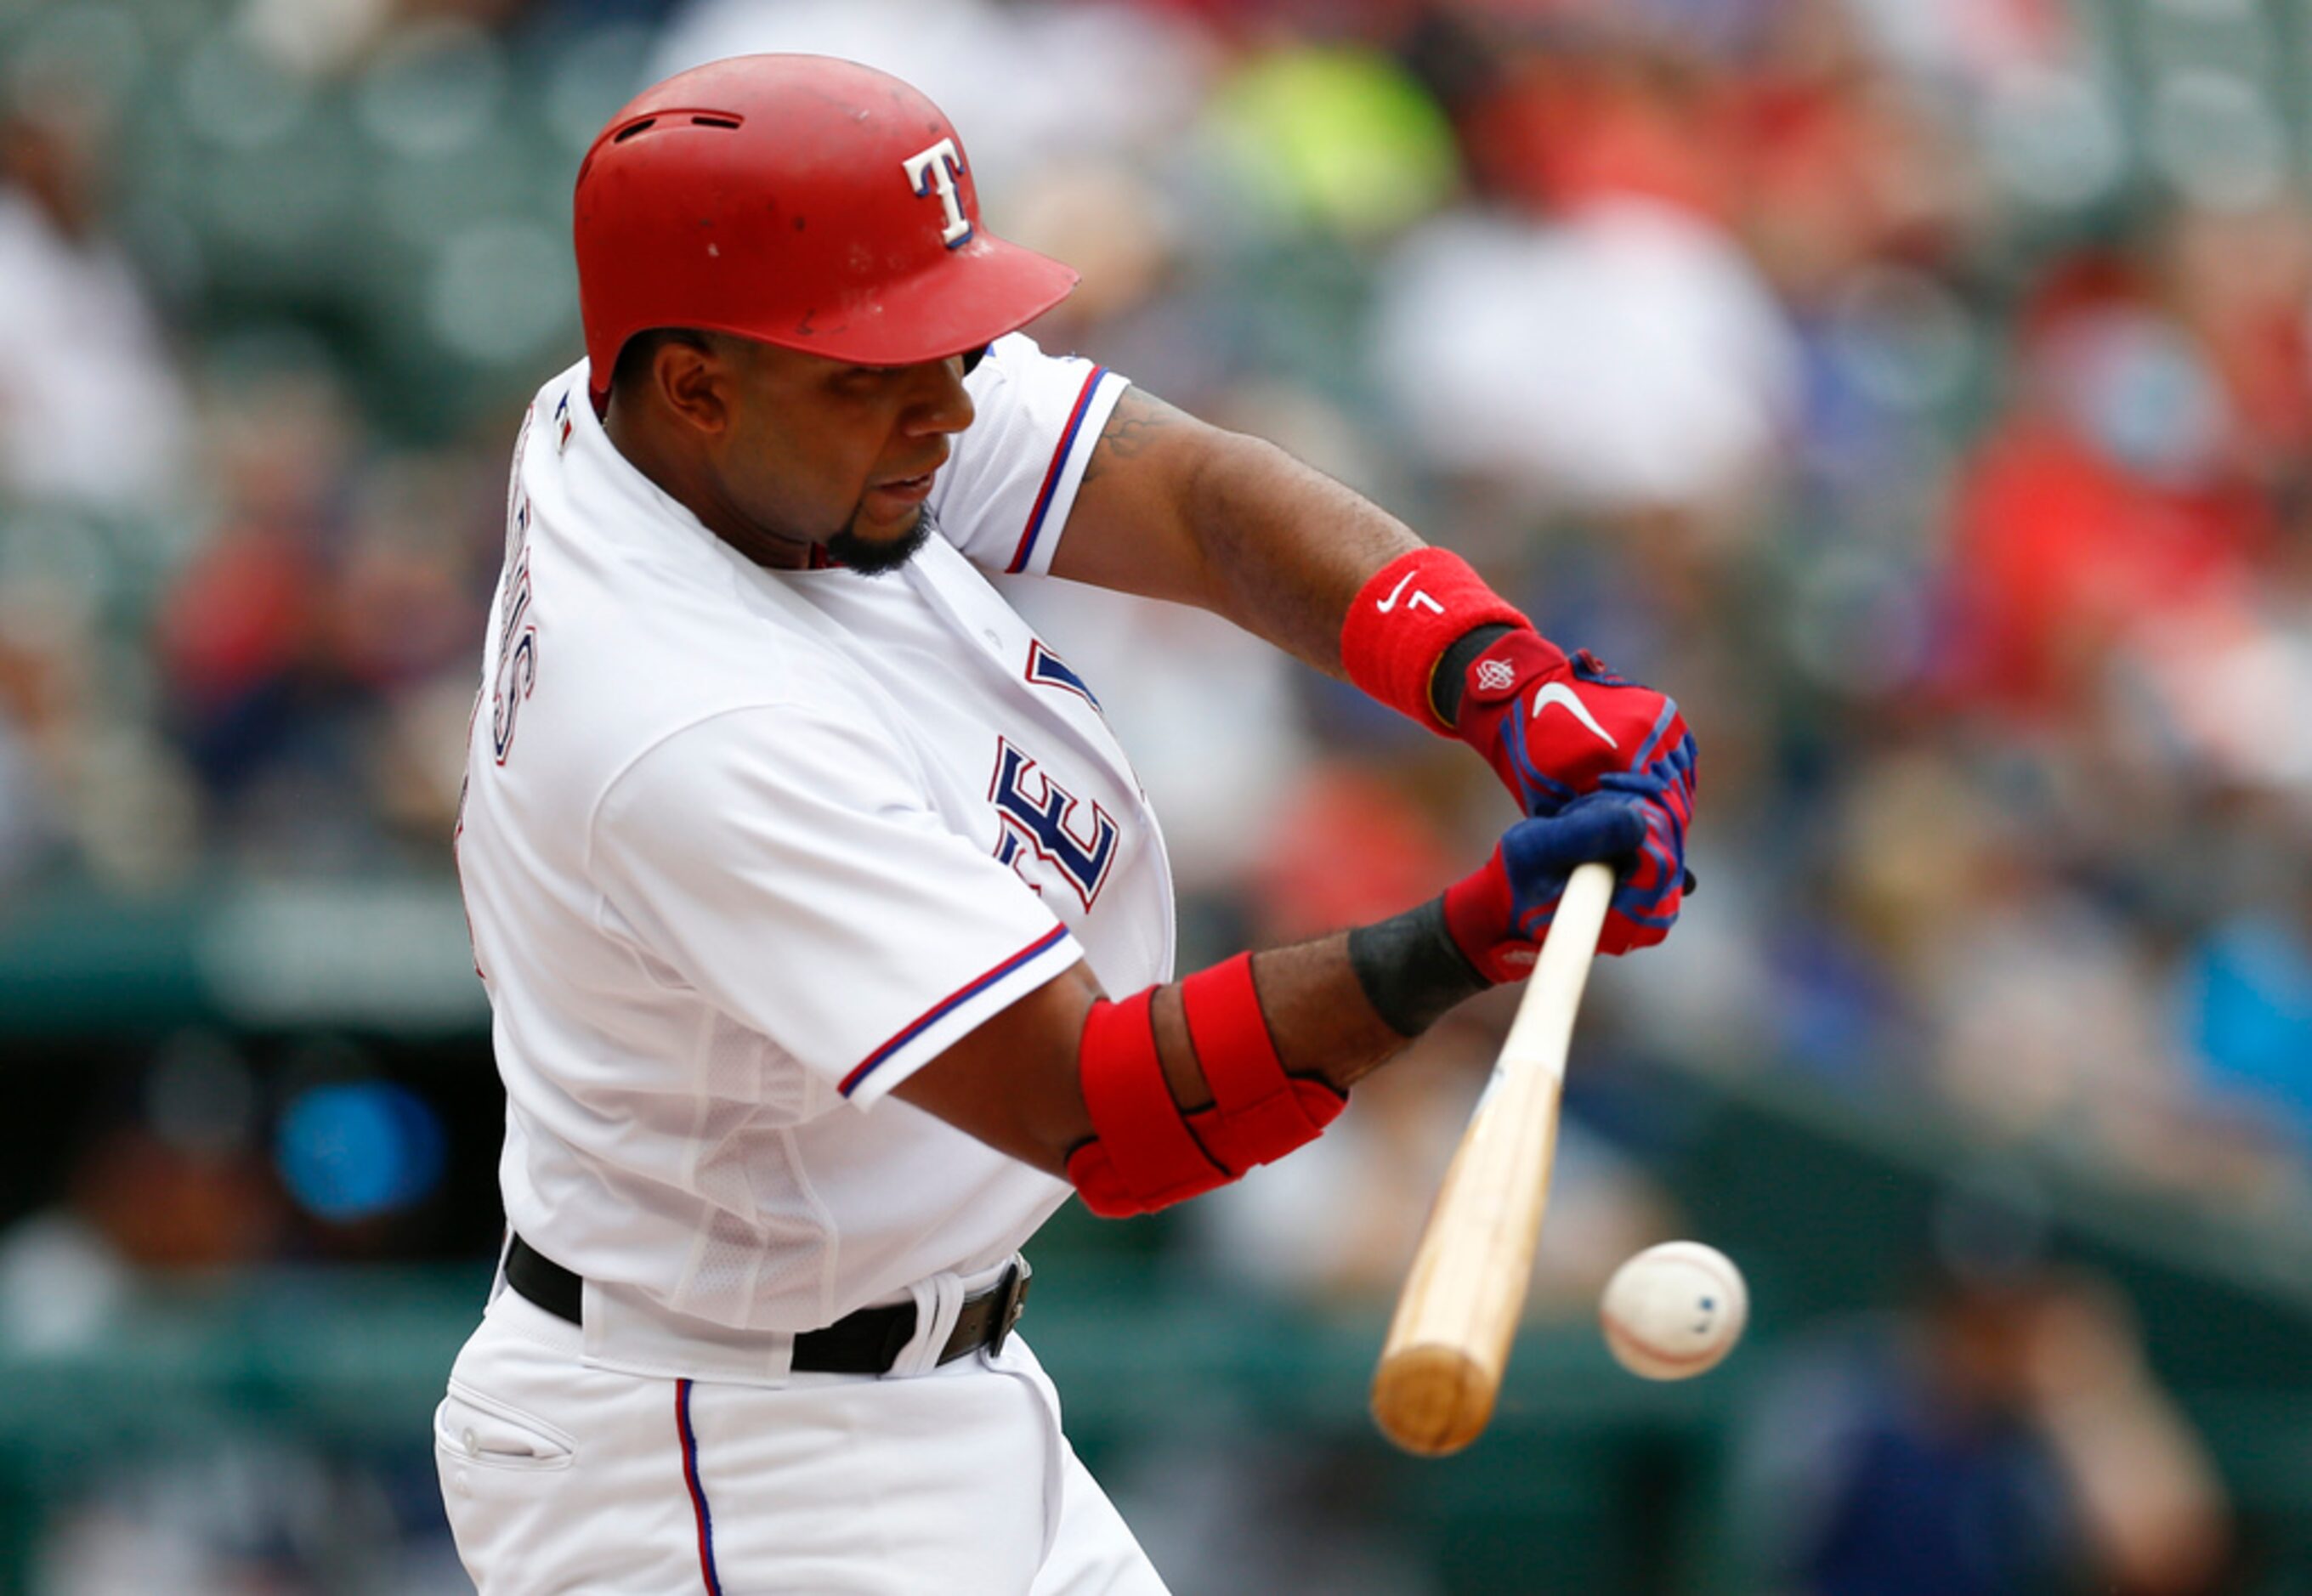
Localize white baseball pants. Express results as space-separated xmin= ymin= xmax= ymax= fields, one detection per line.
xmin=435 ymin=1284 xmax=1171 ymax=1594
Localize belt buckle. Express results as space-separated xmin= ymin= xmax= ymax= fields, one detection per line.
xmin=985 ymin=1257 xmax=1032 ymax=1358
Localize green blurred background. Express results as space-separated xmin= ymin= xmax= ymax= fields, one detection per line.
xmin=0 ymin=0 xmax=2309 ymax=1590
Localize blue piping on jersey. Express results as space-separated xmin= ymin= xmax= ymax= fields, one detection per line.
xmin=1006 ymin=366 xmax=1108 ymax=574
xmin=840 ymin=925 xmax=1073 ymax=1096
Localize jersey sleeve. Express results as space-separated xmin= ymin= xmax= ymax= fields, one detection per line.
xmin=928 ymin=331 xmax=1129 ymax=577
xmin=587 ymin=703 xmax=1083 ymax=1109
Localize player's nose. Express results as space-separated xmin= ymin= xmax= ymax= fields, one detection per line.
xmin=901 ymin=356 xmax=976 ymax=439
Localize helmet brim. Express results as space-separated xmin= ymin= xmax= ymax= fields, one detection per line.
xmin=587 ymin=232 xmax=1078 ymax=402
xmin=762 ymin=230 xmax=1081 ymax=366
xmin=734 ymin=231 xmax=1077 ymax=365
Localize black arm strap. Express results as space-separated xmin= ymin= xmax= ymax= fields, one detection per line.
xmin=1347 ymin=896 xmax=1489 ymax=1039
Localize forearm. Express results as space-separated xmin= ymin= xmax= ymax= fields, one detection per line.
xmin=1257 ymin=935 xmax=1428 ymax=1092
xmin=1058 ymin=387 xmax=1423 ymax=677
xmin=1148 ymin=850 xmax=1510 ymax=1106
xmin=1177 ymin=426 xmax=1424 ymax=678
xmin=894 ymin=903 xmax=1481 ymax=1186
xmin=1062 ymin=386 xmax=1612 ymax=747
xmin=1169 ymin=426 xmax=1542 ymax=734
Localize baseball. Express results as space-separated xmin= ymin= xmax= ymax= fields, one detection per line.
xmin=1599 ymin=1241 xmax=1748 ymax=1380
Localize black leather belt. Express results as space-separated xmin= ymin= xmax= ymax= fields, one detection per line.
xmin=502 ymin=1233 xmax=1030 ymax=1374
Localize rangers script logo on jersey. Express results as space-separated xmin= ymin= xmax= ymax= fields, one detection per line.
xmin=492 ymin=418 xmax=540 ymax=766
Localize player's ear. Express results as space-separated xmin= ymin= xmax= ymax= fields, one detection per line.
xmin=653 ymin=336 xmax=738 ymax=437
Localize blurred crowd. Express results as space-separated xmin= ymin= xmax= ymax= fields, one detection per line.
xmin=1 ymin=0 xmax=2310 ymax=1588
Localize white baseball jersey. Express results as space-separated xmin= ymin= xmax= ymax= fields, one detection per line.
xmin=454 ymin=334 xmax=1159 ymax=1370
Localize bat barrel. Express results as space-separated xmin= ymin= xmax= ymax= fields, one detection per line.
xmin=1368 ymin=862 xmax=1616 ymax=1457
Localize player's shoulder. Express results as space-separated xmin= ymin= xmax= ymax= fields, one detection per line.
xmin=491 ymin=363 xmax=881 ymax=783
xmin=602 ymin=688 xmax=919 ymax=820
xmin=944 ymin=331 xmax=1122 ymax=483
xmin=966 ymin=332 xmax=1108 ymax=401
xmin=488 ymin=612 xmax=885 ymax=852
xmin=972 ymin=331 xmax=1045 ymax=382
xmin=501 ymin=543 xmax=870 ymax=775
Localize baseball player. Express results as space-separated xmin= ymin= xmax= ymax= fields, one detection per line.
xmin=438 ymin=54 xmax=1697 ymax=1595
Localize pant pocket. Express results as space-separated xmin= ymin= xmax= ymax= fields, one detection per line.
xmin=435 ymin=1378 xmax=577 ymax=1482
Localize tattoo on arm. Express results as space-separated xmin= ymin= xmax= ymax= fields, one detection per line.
xmin=1063 ymin=376 xmax=1418 ymax=672
xmin=1080 ymin=385 xmax=1182 ymax=485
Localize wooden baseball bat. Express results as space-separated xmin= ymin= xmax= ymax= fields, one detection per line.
xmin=1369 ymin=860 xmax=1616 ymax=1457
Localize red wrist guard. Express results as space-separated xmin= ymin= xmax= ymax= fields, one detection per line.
xmin=1340 ymin=549 xmax=1529 ymax=735
xmin=1065 ymin=956 xmax=1346 ymax=1219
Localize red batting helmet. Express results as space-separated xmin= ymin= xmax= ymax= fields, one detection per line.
xmin=573 ymin=54 xmax=1078 ymax=407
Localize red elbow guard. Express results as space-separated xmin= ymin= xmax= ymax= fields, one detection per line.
xmin=1340 ymin=549 xmax=1529 ymax=735
xmin=1067 ymin=990 xmax=1230 ymax=1218
xmin=1065 ymin=956 xmax=1346 ymax=1219
xmin=1178 ymin=954 xmax=1345 ymax=1174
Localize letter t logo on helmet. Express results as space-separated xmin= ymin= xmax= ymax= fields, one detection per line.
xmin=571 ymin=54 xmax=1079 ymax=410
xmin=903 ymin=138 xmax=973 ymax=248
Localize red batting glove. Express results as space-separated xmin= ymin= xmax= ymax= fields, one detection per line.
xmin=1451 ymin=631 xmax=1697 ymax=822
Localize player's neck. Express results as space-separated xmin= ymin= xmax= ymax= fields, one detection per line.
xmin=604 ymin=403 xmax=814 ymax=571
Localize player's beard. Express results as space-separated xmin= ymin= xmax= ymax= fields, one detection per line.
xmin=827 ymin=501 xmax=938 ymax=576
